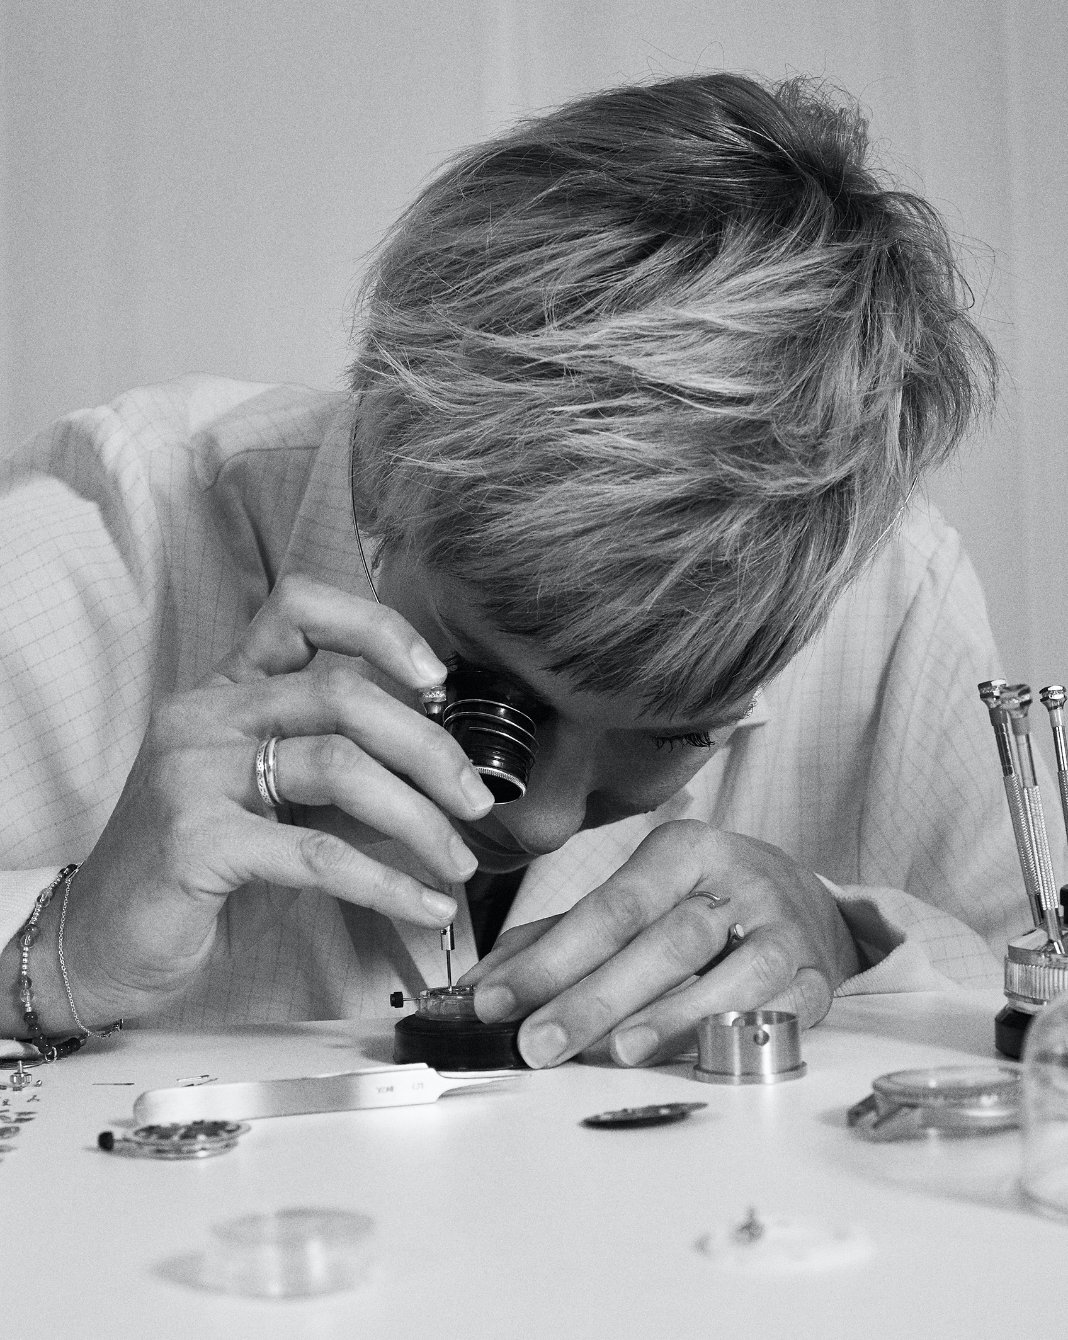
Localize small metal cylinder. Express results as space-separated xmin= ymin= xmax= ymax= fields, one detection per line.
xmin=693 ymin=1009 xmax=806 ymax=1085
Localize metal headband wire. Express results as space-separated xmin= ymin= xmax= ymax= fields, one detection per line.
xmin=350 ymin=421 xmax=447 ymax=719
xmin=349 ymin=422 xmax=381 ymax=605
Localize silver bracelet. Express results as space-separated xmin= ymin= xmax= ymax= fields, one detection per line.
xmin=56 ymin=866 xmax=123 ymax=1039
xmin=15 ymin=865 xmax=84 ymax=1059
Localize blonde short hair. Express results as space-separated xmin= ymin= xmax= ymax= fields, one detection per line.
xmin=349 ymin=72 xmax=996 ymax=718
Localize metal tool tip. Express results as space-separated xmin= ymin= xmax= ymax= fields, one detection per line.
xmin=420 ymin=685 xmax=448 ymax=722
xmin=1003 ymin=684 xmax=1033 ymax=712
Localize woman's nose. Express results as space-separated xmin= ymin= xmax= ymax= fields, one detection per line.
xmin=496 ymin=721 xmax=597 ymax=856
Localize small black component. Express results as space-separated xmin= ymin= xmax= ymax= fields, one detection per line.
xmin=994 ymin=1004 xmax=1033 ymax=1060
xmin=97 ymin=1130 xmax=116 ymax=1151
xmin=389 ymin=991 xmax=405 ymax=1009
xmin=581 ymin=1101 xmax=707 ymax=1129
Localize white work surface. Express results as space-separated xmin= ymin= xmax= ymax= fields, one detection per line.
xmin=3 ymin=990 xmax=1056 ymax=1339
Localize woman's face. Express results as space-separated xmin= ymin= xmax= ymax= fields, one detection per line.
xmin=377 ymin=551 xmax=752 ymax=873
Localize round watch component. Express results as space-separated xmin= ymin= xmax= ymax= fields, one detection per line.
xmin=98 ymin=1119 xmax=249 ymax=1158
xmin=693 ymin=1009 xmax=806 ymax=1085
xmin=392 ymin=985 xmax=526 ymax=1071
xmin=581 ymin=1101 xmax=707 ymax=1129
xmin=848 ymin=1064 xmax=1021 ymax=1139
xmin=415 ymin=984 xmax=480 ymax=1020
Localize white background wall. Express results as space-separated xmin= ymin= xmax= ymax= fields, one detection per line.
xmin=2 ymin=0 xmax=1066 ymax=704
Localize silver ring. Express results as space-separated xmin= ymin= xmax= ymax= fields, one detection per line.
xmin=254 ymin=736 xmax=284 ymax=810
xmin=697 ymin=921 xmax=746 ymax=977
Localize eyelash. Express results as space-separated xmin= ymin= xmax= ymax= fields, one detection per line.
xmin=653 ymin=731 xmax=715 ymax=751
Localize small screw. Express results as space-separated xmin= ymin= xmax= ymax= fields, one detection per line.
xmin=733 ymin=1207 xmax=765 ymax=1244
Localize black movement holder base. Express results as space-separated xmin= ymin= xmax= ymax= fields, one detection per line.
xmin=391 ymin=986 xmax=528 ymax=1071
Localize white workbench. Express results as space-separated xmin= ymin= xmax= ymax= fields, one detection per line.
xmin=2 ymin=991 xmax=1052 ymax=1339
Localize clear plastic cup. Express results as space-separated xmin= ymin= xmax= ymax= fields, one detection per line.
xmin=195 ymin=1207 xmax=375 ymax=1298
xmin=1021 ymin=993 xmax=1068 ymax=1217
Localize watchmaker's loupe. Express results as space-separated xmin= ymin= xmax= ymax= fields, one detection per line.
xmin=439 ymin=664 xmax=545 ymax=804
xmin=391 ymin=985 xmax=527 ymax=1071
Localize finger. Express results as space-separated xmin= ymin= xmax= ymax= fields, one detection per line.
xmin=267 ymin=732 xmax=480 ymax=886
xmin=605 ymin=930 xmax=820 ymax=1067
xmin=761 ymin=967 xmax=833 ymax=1029
xmin=459 ymin=918 xmax=562 ymax=989
xmin=230 ymin=809 xmax=458 ymax=928
xmin=510 ymin=897 xmax=749 ymax=1068
xmin=473 ymin=823 xmax=723 ymax=1017
xmin=199 ymin=665 xmax=495 ymax=821
xmin=211 ymin=572 xmax=448 ymax=689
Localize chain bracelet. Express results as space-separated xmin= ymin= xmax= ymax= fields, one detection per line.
xmin=56 ymin=866 xmax=123 ymax=1039
xmin=14 ymin=865 xmax=85 ymax=1061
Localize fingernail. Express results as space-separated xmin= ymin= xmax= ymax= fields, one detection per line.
xmin=460 ymin=768 xmax=495 ymax=813
xmin=420 ymin=889 xmax=457 ymax=922
xmin=475 ymin=983 xmax=516 ymax=1022
xmin=520 ymin=1022 xmax=569 ymax=1069
xmin=412 ymin=644 xmax=448 ymax=685
xmin=448 ymin=832 xmax=478 ymax=879
xmin=611 ymin=1024 xmax=659 ymax=1067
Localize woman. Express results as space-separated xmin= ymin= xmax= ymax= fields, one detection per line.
xmin=0 ymin=72 xmax=1015 ymax=1069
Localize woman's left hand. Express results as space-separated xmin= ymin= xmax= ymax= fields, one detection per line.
xmin=459 ymin=819 xmax=861 ymax=1068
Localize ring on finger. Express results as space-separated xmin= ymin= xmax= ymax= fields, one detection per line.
xmin=696 ymin=921 xmax=746 ymax=977
xmin=255 ymin=736 xmax=285 ymax=810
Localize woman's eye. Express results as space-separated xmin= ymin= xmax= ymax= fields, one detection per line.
xmin=653 ymin=731 xmax=714 ymax=752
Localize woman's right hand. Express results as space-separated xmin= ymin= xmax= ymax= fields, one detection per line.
xmin=23 ymin=573 xmax=495 ymax=1030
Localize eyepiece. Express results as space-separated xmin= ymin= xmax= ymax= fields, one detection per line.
xmin=440 ymin=665 xmax=544 ymax=803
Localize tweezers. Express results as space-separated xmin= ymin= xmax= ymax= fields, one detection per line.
xmin=133 ymin=1063 xmax=518 ymax=1125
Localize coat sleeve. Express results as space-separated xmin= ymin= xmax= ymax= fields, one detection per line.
xmin=831 ymin=524 xmax=1046 ymax=993
xmin=0 ymin=415 xmax=163 ymax=954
